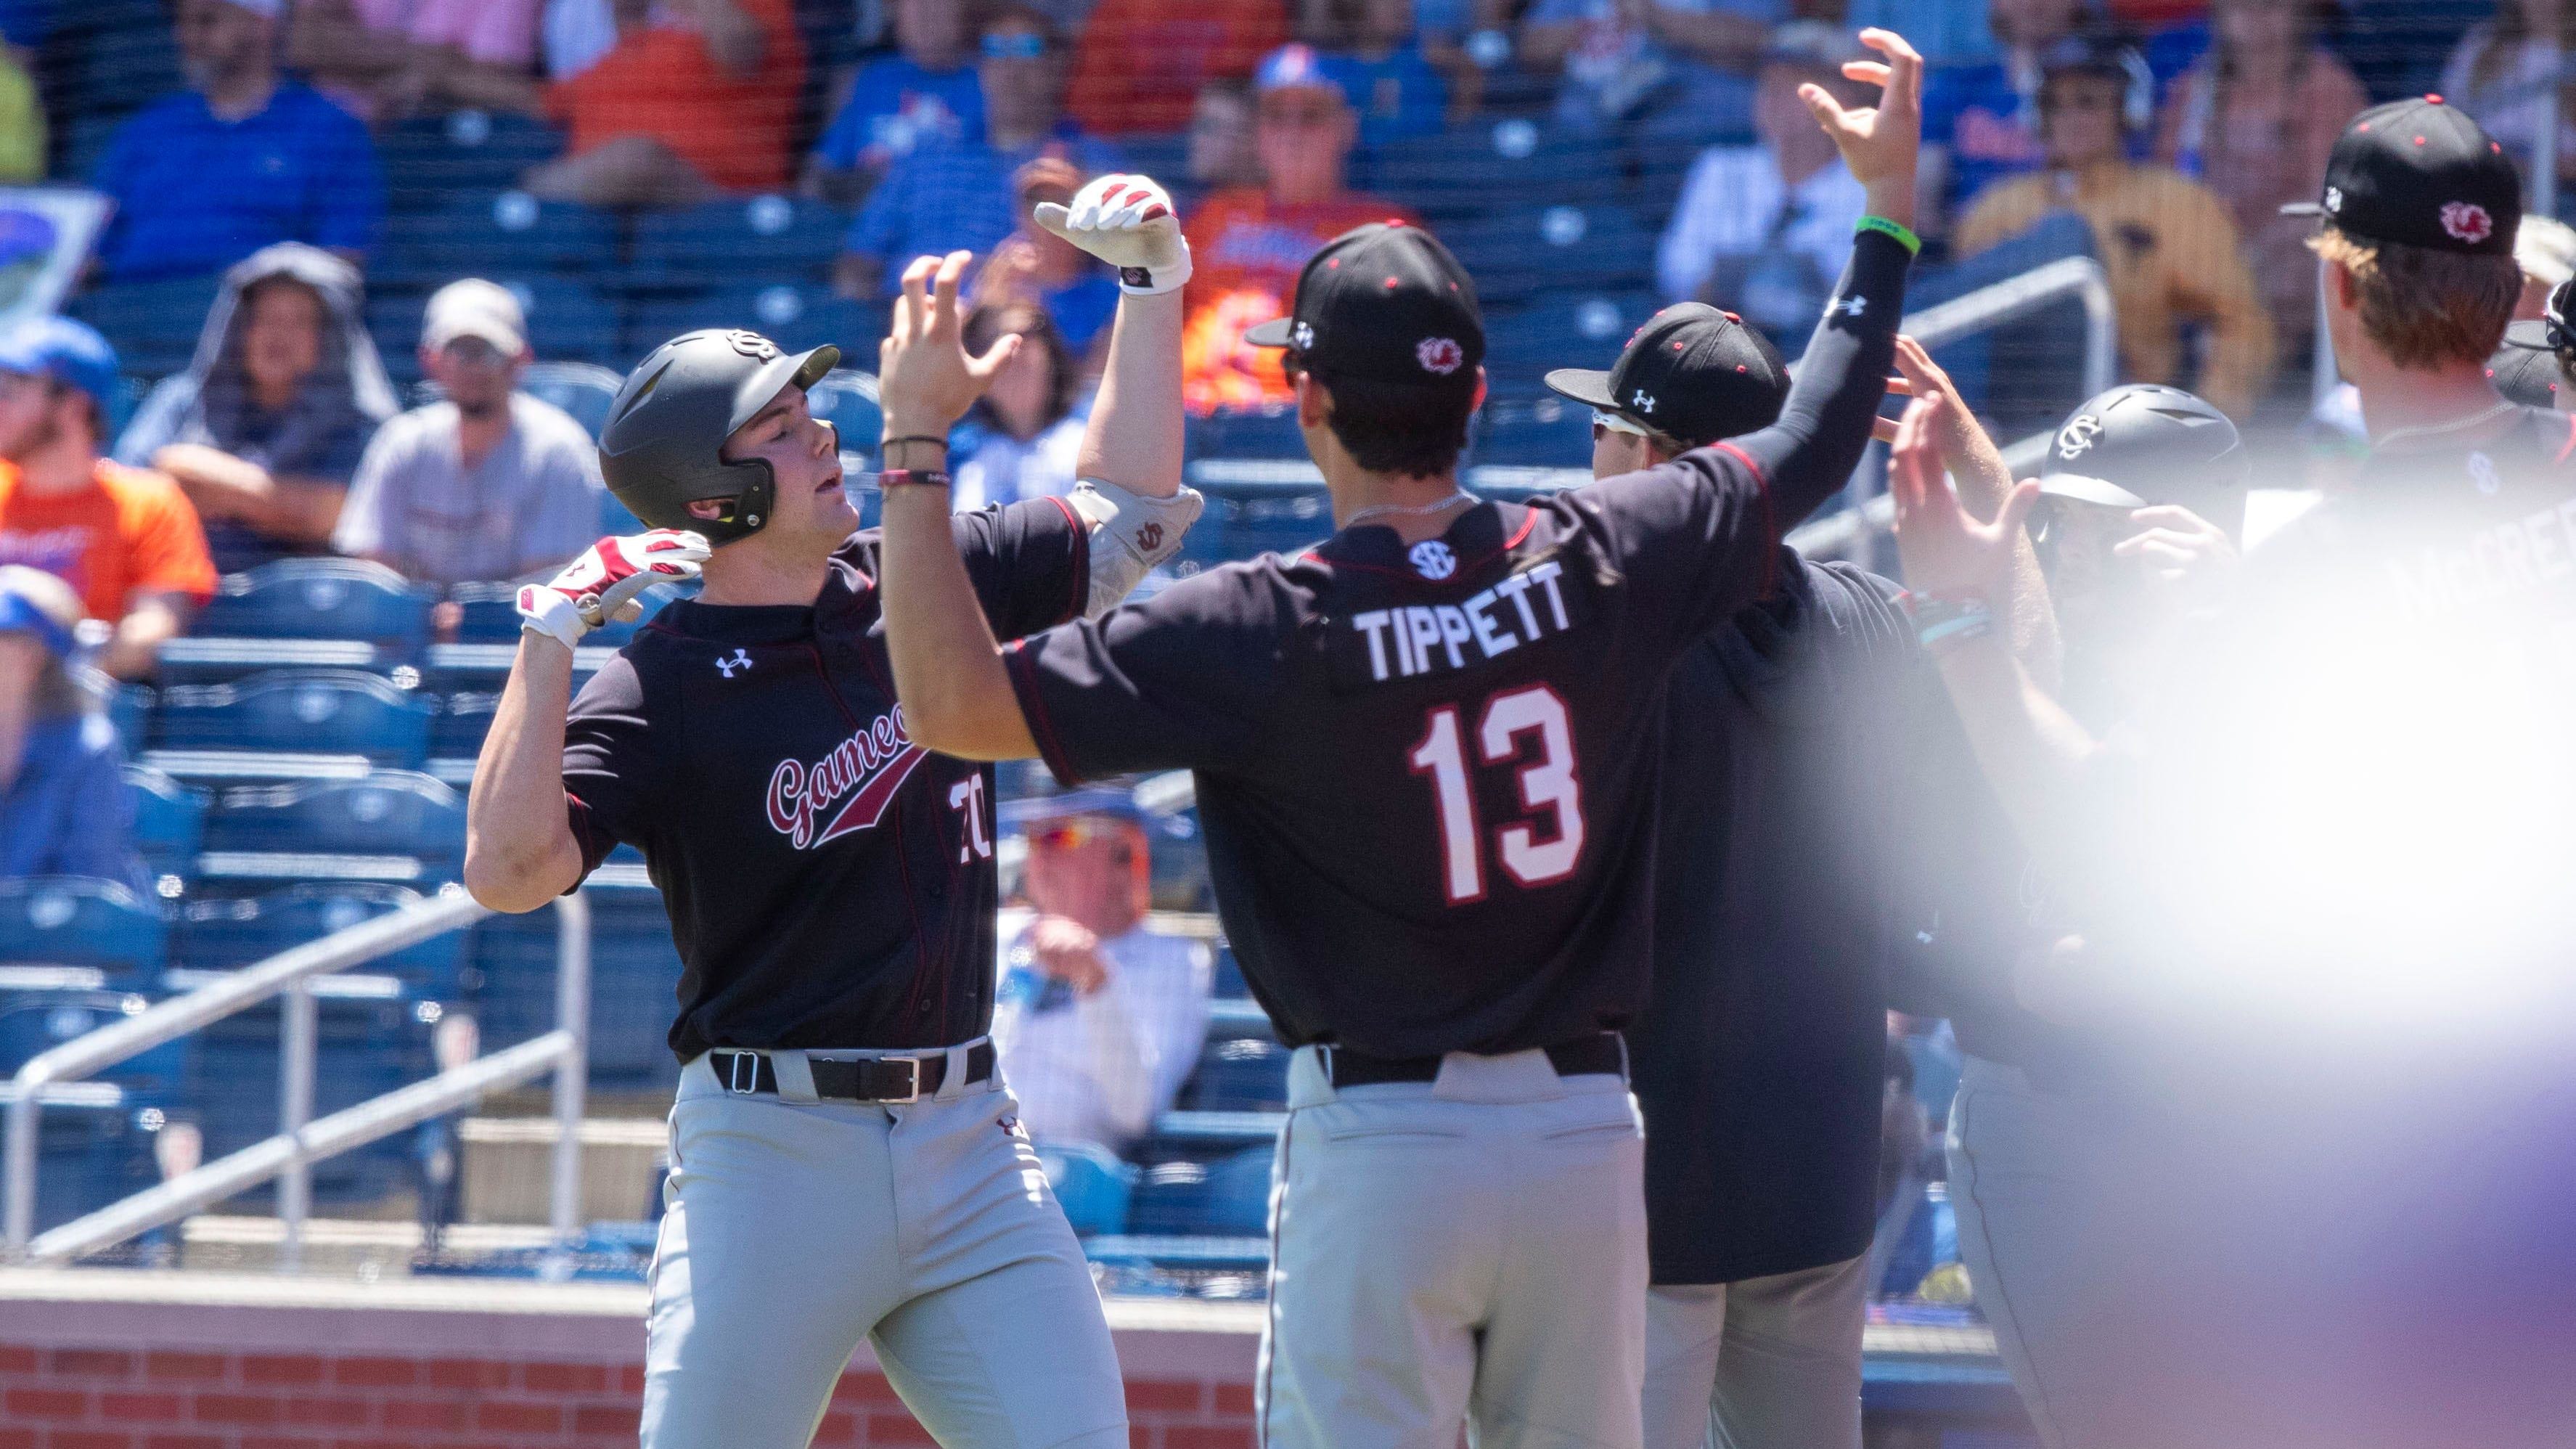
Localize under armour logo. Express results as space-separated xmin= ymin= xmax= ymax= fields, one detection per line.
xmin=1292 ymin=321 xmax=1315 ymax=350
xmin=715 ymin=649 xmax=753 ymax=677
xmin=1833 ymin=297 xmax=1867 ymax=317
xmin=1631 ymin=390 xmax=1656 ymax=415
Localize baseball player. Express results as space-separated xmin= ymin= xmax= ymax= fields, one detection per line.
xmin=867 ymin=31 xmax=1926 ymax=1448
xmin=1893 ymin=97 xmax=2576 ymax=1447
xmin=1546 ymin=319 xmax=2037 ymax=1449
xmin=459 ymin=175 xmax=1203 ymax=1449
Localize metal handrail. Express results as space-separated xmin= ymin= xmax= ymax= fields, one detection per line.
xmin=1883 ymin=255 xmax=2118 ymax=402
xmin=3 ymin=888 xmax=592 ymax=1265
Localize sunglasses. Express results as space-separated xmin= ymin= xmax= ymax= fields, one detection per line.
xmin=1592 ymin=408 xmax=1650 ymax=439
xmin=1026 ymin=820 xmax=1135 ymax=854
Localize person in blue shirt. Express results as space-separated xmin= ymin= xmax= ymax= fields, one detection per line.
xmin=0 ymin=565 xmax=146 ymax=891
xmin=89 ymin=0 xmax=383 ymax=284
xmin=833 ymin=4 xmax=1118 ymax=302
xmin=804 ymin=0 xmax=987 ymax=207
xmin=1318 ymin=0 xmax=1452 ymax=150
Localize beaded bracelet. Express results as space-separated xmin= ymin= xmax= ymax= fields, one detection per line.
xmin=1910 ymin=589 xmax=1992 ymax=653
xmin=1856 ymin=215 xmax=1923 ymax=257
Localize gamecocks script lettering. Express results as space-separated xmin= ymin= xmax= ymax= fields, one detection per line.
xmin=764 ymin=709 xmax=929 ymax=848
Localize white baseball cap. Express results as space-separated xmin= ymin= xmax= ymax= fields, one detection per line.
xmin=2516 ymin=216 xmax=2576 ymax=291
xmin=422 ymin=279 xmax=528 ymax=356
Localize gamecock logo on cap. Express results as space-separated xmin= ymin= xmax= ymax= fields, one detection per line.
xmin=1417 ymin=337 xmax=1465 ymax=375
xmin=2441 ymin=202 xmax=2494 ymax=245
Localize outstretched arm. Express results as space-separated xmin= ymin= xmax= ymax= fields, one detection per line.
xmin=1889 ymin=335 xmax=2060 ymax=687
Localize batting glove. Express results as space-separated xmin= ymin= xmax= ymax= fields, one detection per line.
xmin=1033 ymin=174 xmax=1193 ymax=295
xmin=518 ymin=530 xmax=710 ymax=651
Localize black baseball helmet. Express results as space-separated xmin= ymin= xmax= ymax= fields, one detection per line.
xmin=2040 ymin=383 xmax=2248 ymax=539
xmin=598 ymin=329 xmax=838 ymax=544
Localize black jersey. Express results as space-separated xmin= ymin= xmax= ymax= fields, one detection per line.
xmin=1002 ymin=229 xmax=1912 ymax=1058
xmin=560 ymin=499 xmax=1089 ymax=1061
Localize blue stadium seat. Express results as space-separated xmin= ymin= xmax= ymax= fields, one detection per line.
xmin=0 ymin=987 xmax=184 ymax=1098
xmin=377 ymin=110 xmax=568 ymax=211
xmin=1473 ymin=393 xmax=1591 ymax=468
xmin=66 ymin=274 xmax=225 ymax=380
xmin=1187 ymin=405 xmax=1305 ymax=462
xmin=0 ymin=1086 xmax=163 ymax=1238
xmin=160 ymin=559 xmax=434 ymax=684
xmin=147 ymin=670 xmax=436 ymax=780
xmin=1124 ymin=1143 xmax=1275 ymax=1237
xmin=377 ymin=190 xmax=619 ymax=287
xmin=1910 ymin=211 xmax=2098 ymax=437
xmin=469 ymin=862 xmax=682 ymax=1090
xmin=198 ymin=772 xmax=466 ymax=887
xmin=1353 ymin=121 xmax=1626 ymax=222
xmin=520 ymin=359 xmax=626 ymax=438
xmin=427 ymin=691 xmax=495 ymax=788
xmin=0 ymin=878 xmax=167 ymax=982
xmin=1211 ymin=943 xmax=1248 ymax=1000
xmin=1436 ymin=205 xmax=1656 ymax=306
xmin=1036 ymin=1141 xmax=1135 ymax=1237
xmin=374 ymin=279 xmax=626 ymax=380
xmin=1180 ymin=1035 xmax=1291 ymax=1112
xmin=629 ymin=195 xmax=851 ymax=287
xmin=125 ymin=766 xmax=206 ymax=887
xmin=1479 ymin=291 xmax=1660 ymax=395
xmin=1188 ymin=480 xmax=1333 ymax=566
xmin=187 ymin=992 xmax=439 ymax=1207
xmin=176 ymin=883 xmax=464 ymax=997
xmin=107 ymin=685 xmax=152 ymax=755
xmin=626 ymin=284 xmax=891 ymax=364
xmin=811 ymin=369 xmax=884 ymax=474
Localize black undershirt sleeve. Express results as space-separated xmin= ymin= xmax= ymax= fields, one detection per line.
xmin=1727 ymin=228 xmax=1913 ymax=527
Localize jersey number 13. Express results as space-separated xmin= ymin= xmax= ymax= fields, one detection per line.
xmin=1408 ymin=684 xmax=1586 ymax=905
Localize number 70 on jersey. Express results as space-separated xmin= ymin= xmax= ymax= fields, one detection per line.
xmin=1409 ymin=683 xmax=1586 ymax=904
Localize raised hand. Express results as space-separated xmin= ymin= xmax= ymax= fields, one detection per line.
xmin=1032 ymin=173 xmax=1193 ymax=295
xmin=1889 ymin=386 xmax=2036 ymax=605
xmin=877 ymin=250 xmax=1021 ymax=442
xmin=518 ymin=529 xmax=709 ymax=650
xmin=1799 ymin=27 xmax=1923 ymax=230
xmin=2115 ymin=504 xmax=2238 ymax=591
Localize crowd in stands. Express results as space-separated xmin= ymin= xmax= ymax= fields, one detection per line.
xmin=0 ymin=0 xmax=2567 ymax=1257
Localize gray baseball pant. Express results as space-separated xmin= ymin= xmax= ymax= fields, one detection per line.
xmin=1638 ymin=1256 xmax=1868 ymax=1449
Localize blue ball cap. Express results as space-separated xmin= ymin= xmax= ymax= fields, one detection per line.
xmin=0 ymin=315 xmax=119 ymax=413
xmin=1255 ymin=44 xmax=1344 ymax=103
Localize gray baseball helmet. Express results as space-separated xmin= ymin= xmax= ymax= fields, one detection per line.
xmin=598 ymin=329 xmax=838 ymax=544
xmin=2040 ymin=383 xmax=2248 ymax=539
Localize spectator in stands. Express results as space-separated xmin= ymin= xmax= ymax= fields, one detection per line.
xmin=1308 ymin=0 xmax=1452 ymax=147
xmin=1180 ymin=46 xmax=1420 ymax=412
xmin=1187 ymin=78 xmax=1264 ymax=195
xmin=115 ymin=244 xmax=399 ymax=576
xmin=973 ymin=157 xmax=1125 ymax=359
xmin=2440 ymin=0 xmax=2576 ymax=189
xmin=1656 ymin=23 xmax=1873 ymax=335
xmin=0 ymin=319 xmax=215 ymax=682
xmin=331 ymin=280 xmax=601 ymax=586
xmin=833 ymin=5 xmax=1117 ymax=301
xmin=952 ymin=301 xmax=1087 ymax=511
xmin=0 ymin=566 xmax=145 ymax=890
xmin=523 ymin=0 xmax=804 ymax=207
xmin=1921 ymin=0 xmax=2096 ymax=238
xmin=991 ymin=791 xmax=1214 ymax=1155
xmin=2154 ymin=0 xmax=2365 ymax=359
xmin=805 ymin=0 xmax=985 ymax=206
xmin=1068 ymin=0 xmax=1288 ymax=136
xmin=1956 ymin=38 xmax=2275 ymax=417
xmin=90 ymin=0 xmax=385 ymax=282
xmin=288 ymin=0 xmax=545 ymax=124
xmin=1517 ymin=0 xmax=1778 ymax=142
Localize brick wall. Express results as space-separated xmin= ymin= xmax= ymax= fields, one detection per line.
xmin=0 ymin=1342 xmax=1254 ymax=1448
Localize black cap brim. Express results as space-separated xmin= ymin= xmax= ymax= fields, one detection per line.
xmin=1245 ymin=318 xmax=1296 ymax=348
xmin=1542 ymin=367 xmax=1619 ymax=412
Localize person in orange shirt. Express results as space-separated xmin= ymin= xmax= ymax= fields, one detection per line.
xmin=1067 ymin=0 xmax=1287 ymax=136
xmin=0 ymin=319 xmax=216 ymax=679
xmin=1182 ymin=45 xmax=1420 ymax=413
xmin=524 ymin=0 xmax=805 ymax=208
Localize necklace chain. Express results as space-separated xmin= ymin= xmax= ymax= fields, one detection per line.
xmin=2371 ymin=399 xmax=2519 ymax=449
xmin=1344 ymin=490 xmax=1480 ymax=528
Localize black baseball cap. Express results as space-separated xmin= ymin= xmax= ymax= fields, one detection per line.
xmin=1542 ymin=303 xmax=1789 ymax=447
xmin=1244 ymin=221 xmax=1484 ymax=391
xmin=2282 ymin=95 xmax=2522 ymax=256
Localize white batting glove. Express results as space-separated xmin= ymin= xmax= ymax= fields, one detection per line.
xmin=1032 ymin=174 xmax=1193 ymax=295
xmin=518 ymin=530 xmax=709 ymax=650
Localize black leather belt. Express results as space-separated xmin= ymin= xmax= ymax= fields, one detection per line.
xmin=707 ymin=1042 xmax=995 ymax=1103
xmin=1324 ymin=1032 xmax=1627 ymax=1088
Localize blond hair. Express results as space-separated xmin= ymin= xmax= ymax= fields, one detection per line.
xmin=2310 ymin=226 xmax=2521 ymax=370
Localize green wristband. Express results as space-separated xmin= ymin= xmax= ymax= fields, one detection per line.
xmin=1856 ymin=215 xmax=1923 ymax=257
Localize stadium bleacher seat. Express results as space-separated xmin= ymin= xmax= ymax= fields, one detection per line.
xmin=377 ymin=110 xmax=568 ymax=211
xmin=107 ymin=684 xmax=150 ymax=755
xmin=1179 ymin=1035 xmax=1291 ymax=1113
xmin=1479 ymin=290 xmax=1660 ymax=394
xmin=66 ymin=274 xmax=224 ymax=379
xmin=1909 ymin=210 xmax=2100 ymax=436
xmin=1354 ymin=121 xmax=1626 ymax=223
xmin=426 ymin=692 xmax=494 ymax=788
xmin=52 ymin=0 xmax=183 ymax=132
xmin=1124 ymin=1143 xmax=1275 ymax=1237
xmin=427 ymin=581 xmax=681 ymax=695
xmin=811 ymin=368 xmax=885 ymax=474
xmin=175 ymin=883 xmax=465 ymax=998
xmin=1211 ymin=943 xmax=1248 ymax=1000
xmin=374 ymin=278 xmax=626 ymax=382
xmin=520 ymin=359 xmax=626 ymax=438
xmin=0 ymin=1083 xmax=162 ymax=1238
xmin=629 ymin=195 xmax=851 ymax=287
xmin=0 ymin=986 xmax=183 ymax=1098
xmin=197 ymin=772 xmax=466 ymax=888
xmin=1036 ymin=1141 xmax=1136 ymax=1238
xmin=147 ymin=669 xmax=437 ymax=783
xmin=1186 ymin=479 xmax=1333 ymax=567
xmin=186 ymin=992 xmax=439 ymax=1207
xmin=1187 ymin=405 xmax=1305 ymax=463
xmin=1472 ymin=393 xmax=1591 ymax=470
xmin=125 ymin=765 xmax=207 ymax=889
xmin=0 ymin=878 xmax=168 ymax=983
xmin=377 ymin=189 xmax=618 ymax=287
xmin=1436 ymin=204 xmax=1655 ymax=306
xmin=160 ymin=559 xmax=434 ymax=685
xmin=626 ymin=283 xmax=890 ymax=364
xmin=470 ymin=855 xmax=682 ymax=1091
